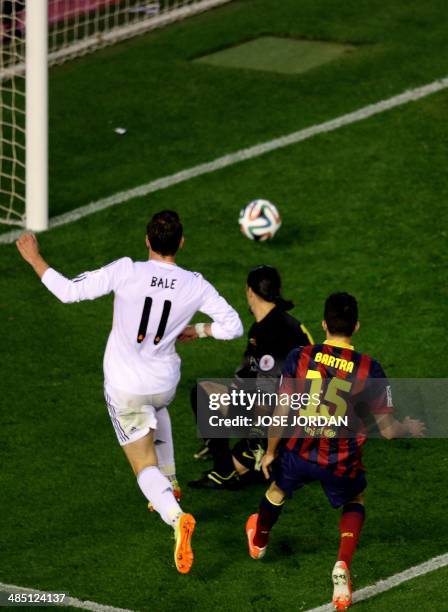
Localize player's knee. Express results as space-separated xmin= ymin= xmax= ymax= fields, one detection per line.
xmin=232 ymin=454 xmax=249 ymax=475
xmin=132 ymin=457 xmax=158 ymax=476
xmin=346 ymin=492 xmax=365 ymax=506
xmin=232 ymin=439 xmax=252 ymax=474
xmin=123 ymin=435 xmax=158 ymax=475
xmin=267 ymin=482 xmax=286 ymax=505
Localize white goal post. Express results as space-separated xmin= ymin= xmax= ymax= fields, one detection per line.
xmin=26 ymin=0 xmax=48 ymax=232
xmin=0 ymin=0 xmax=233 ymax=231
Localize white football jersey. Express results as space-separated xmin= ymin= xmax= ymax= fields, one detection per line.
xmin=42 ymin=257 xmax=243 ymax=394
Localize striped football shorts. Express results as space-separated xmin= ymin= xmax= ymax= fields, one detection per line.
xmin=104 ymin=382 xmax=176 ymax=446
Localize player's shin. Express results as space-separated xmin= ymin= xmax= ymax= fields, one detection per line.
xmin=255 ymin=491 xmax=285 ymax=547
xmin=155 ymin=408 xmax=175 ymax=472
xmin=337 ymin=502 xmax=365 ymax=567
xmin=137 ymin=465 xmax=182 ymax=527
xmin=154 ymin=408 xmax=181 ymax=497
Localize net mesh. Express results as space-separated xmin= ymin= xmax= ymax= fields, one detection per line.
xmin=0 ymin=0 xmax=232 ymax=227
xmin=0 ymin=1 xmax=26 ymax=225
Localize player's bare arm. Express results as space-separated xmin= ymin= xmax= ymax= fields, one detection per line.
xmin=261 ymin=447 xmax=277 ymax=480
xmin=16 ymin=233 xmax=49 ymax=278
xmin=261 ymin=397 xmax=291 ymax=479
xmin=374 ymin=413 xmax=426 ymax=439
xmin=178 ymin=323 xmax=213 ymax=342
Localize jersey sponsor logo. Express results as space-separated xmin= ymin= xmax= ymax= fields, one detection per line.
xmin=259 ymin=354 xmax=275 ymax=371
xmin=303 ymin=425 xmax=337 ymax=438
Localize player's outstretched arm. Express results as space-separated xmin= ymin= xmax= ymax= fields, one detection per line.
xmin=17 ymin=232 xmax=131 ymax=304
xmin=178 ymin=276 xmax=243 ymax=342
xmin=16 ymin=233 xmax=50 ymax=278
xmin=374 ymin=413 xmax=426 ymax=439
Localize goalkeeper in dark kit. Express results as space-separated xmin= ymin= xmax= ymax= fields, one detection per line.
xmin=189 ymin=264 xmax=313 ymax=490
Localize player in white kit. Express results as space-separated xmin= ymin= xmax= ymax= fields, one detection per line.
xmin=16 ymin=210 xmax=243 ymax=574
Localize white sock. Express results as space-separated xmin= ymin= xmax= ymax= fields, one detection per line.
xmin=155 ymin=408 xmax=176 ymax=482
xmin=137 ymin=466 xmax=182 ymax=528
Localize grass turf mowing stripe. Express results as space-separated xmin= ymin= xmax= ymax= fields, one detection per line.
xmin=305 ymin=552 xmax=448 ymax=612
xmin=0 ymin=581 xmax=132 ymax=612
xmin=1 ymin=73 xmax=448 ymax=246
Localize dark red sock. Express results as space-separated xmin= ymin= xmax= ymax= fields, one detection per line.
xmin=337 ymin=503 xmax=365 ymax=567
xmin=254 ymin=494 xmax=284 ymax=548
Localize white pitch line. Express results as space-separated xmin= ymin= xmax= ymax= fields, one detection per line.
xmin=0 ymin=581 xmax=133 ymax=612
xmin=2 ymin=552 xmax=448 ymax=612
xmin=306 ymin=552 xmax=448 ymax=612
xmin=2 ymin=74 xmax=448 ymax=246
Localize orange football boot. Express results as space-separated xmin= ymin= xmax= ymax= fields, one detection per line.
xmin=245 ymin=513 xmax=267 ymax=560
xmin=174 ymin=513 xmax=196 ymax=574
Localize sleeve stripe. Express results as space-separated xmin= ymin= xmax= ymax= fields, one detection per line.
xmin=73 ymin=275 xmax=89 ymax=283
xmin=300 ymin=323 xmax=314 ymax=345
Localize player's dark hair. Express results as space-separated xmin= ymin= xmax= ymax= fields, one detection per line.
xmin=247 ymin=265 xmax=294 ymax=311
xmin=146 ymin=210 xmax=183 ymax=256
xmin=324 ymin=292 xmax=358 ymax=336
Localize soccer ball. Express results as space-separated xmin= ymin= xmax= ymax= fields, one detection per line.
xmin=239 ymin=199 xmax=281 ymax=241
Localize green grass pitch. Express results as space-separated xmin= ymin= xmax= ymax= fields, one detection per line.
xmin=1 ymin=0 xmax=448 ymax=610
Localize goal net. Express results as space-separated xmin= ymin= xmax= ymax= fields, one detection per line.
xmin=0 ymin=0 xmax=232 ymax=229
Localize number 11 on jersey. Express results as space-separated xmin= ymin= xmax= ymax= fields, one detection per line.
xmin=137 ymin=298 xmax=172 ymax=345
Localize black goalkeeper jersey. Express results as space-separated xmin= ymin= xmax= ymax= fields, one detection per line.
xmin=236 ymin=307 xmax=313 ymax=383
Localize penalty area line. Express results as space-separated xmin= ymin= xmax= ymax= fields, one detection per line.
xmin=305 ymin=551 xmax=448 ymax=612
xmin=0 ymin=581 xmax=133 ymax=612
xmin=1 ymin=74 xmax=448 ymax=246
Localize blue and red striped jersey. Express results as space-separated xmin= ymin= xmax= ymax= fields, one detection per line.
xmin=279 ymin=340 xmax=394 ymax=477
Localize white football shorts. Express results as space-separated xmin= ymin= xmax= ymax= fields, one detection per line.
xmin=104 ymin=383 xmax=176 ymax=446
